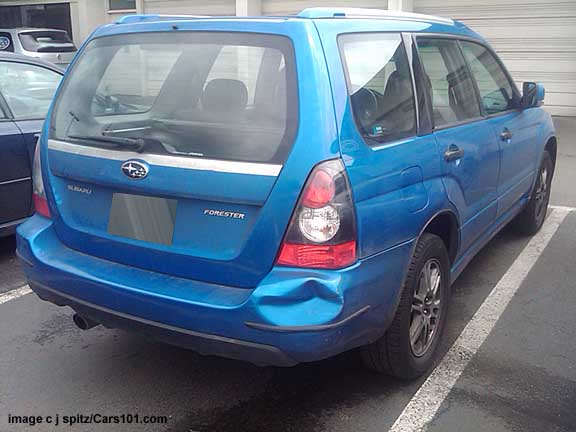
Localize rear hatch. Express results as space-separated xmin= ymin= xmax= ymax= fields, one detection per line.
xmin=44 ymin=26 xmax=318 ymax=288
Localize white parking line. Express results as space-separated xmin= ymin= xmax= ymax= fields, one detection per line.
xmin=389 ymin=207 xmax=570 ymax=432
xmin=0 ymin=285 xmax=32 ymax=305
xmin=549 ymin=204 xmax=576 ymax=212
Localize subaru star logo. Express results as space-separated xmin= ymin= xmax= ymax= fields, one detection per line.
xmin=0 ymin=36 xmax=11 ymax=51
xmin=121 ymin=160 xmax=148 ymax=179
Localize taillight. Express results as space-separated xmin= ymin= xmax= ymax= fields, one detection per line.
xmin=276 ymin=159 xmax=357 ymax=269
xmin=32 ymin=142 xmax=50 ymax=218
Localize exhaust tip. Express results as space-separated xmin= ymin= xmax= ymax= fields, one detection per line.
xmin=72 ymin=313 xmax=99 ymax=330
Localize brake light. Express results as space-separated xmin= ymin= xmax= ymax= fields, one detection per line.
xmin=276 ymin=159 xmax=357 ymax=269
xmin=32 ymin=142 xmax=50 ymax=218
xmin=301 ymin=169 xmax=335 ymax=208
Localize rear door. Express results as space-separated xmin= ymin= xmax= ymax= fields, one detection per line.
xmin=44 ymin=25 xmax=336 ymax=288
xmin=416 ymin=37 xmax=500 ymax=253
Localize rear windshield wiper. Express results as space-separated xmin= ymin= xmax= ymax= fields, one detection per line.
xmin=69 ymin=134 xmax=176 ymax=156
xmin=68 ymin=134 xmax=147 ymax=152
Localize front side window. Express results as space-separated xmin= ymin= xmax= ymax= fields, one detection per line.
xmin=460 ymin=41 xmax=518 ymax=115
xmin=417 ymin=38 xmax=481 ymax=127
xmin=0 ymin=61 xmax=61 ymax=119
xmin=339 ymin=33 xmax=416 ymax=144
xmin=51 ymin=32 xmax=297 ymax=164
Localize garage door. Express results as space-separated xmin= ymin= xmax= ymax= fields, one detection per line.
xmin=144 ymin=0 xmax=235 ymax=16
xmin=263 ymin=0 xmax=388 ymax=16
xmin=414 ymin=0 xmax=576 ymax=117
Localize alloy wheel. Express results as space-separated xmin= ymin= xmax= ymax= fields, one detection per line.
xmin=534 ymin=164 xmax=549 ymax=224
xmin=410 ymin=258 xmax=443 ymax=357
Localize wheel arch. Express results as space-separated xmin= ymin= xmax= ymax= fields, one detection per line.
xmin=418 ymin=210 xmax=460 ymax=265
xmin=545 ymin=136 xmax=557 ymax=171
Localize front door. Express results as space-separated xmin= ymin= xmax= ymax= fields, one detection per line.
xmin=0 ymin=120 xmax=30 ymax=225
xmin=0 ymin=59 xmax=62 ymax=225
xmin=416 ymin=37 xmax=500 ymax=253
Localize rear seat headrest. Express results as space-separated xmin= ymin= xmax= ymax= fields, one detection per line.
xmin=202 ymin=79 xmax=248 ymax=113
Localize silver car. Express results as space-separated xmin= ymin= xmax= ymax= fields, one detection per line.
xmin=0 ymin=28 xmax=77 ymax=67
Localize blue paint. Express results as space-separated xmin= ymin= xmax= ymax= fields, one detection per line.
xmin=18 ymin=12 xmax=555 ymax=366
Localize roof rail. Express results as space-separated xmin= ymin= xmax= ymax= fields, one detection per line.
xmin=298 ymin=7 xmax=453 ymax=25
xmin=115 ymin=14 xmax=209 ymax=25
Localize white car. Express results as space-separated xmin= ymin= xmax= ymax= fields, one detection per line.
xmin=0 ymin=28 xmax=77 ymax=67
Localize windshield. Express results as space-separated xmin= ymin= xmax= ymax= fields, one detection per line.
xmin=51 ymin=32 xmax=298 ymax=164
xmin=19 ymin=30 xmax=76 ymax=53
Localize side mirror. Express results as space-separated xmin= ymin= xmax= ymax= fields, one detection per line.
xmin=522 ymin=82 xmax=545 ymax=108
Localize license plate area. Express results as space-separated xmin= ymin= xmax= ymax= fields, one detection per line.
xmin=108 ymin=193 xmax=177 ymax=245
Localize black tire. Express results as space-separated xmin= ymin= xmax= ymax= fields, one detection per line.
xmin=513 ymin=151 xmax=553 ymax=236
xmin=362 ymin=233 xmax=451 ymax=380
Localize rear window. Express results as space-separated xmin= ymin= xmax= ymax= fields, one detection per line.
xmin=19 ymin=30 xmax=76 ymax=53
xmin=51 ymin=32 xmax=298 ymax=164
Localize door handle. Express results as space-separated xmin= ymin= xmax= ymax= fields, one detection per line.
xmin=500 ymin=129 xmax=513 ymax=141
xmin=444 ymin=145 xmax=465 ymax=161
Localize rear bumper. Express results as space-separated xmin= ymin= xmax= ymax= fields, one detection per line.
xmin=17 ymin=215 xmax=413 ymax=366
xmin=27 ymin=280 xmax=297 ymax=366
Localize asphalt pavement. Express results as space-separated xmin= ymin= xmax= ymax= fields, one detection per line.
xmin=0 ymin=117 xmax=574 ymax=432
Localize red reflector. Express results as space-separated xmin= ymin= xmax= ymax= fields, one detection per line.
xmin=33 ymin=194 xmax=50 ymax=218
xmin=301 ymin=169 xmax=336 ymax=209
xmin=277 ymin=240 xmax=356 ymax=269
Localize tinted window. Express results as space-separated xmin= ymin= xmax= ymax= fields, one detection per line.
xmin=51 ymin=32 xmax=297 ymax=164
xmin=340 ymin=33 xmax=416 ymax=144
xmin=109 ymin=0 xmax=136 ymax=10
xmin=417 ymin=38 xmax=481 ymax=127
xmin=460 ymin=41 xmax=517 ymax=114
xmin=206 ymin=46 xmax=269 ymax=107
xmin=0 ymin=62 xmax=61 ymax=119
xmin=92 ymin=45 xmax=181 ymax=115
xmin=0 ymin=4 xmax=73 ymax=38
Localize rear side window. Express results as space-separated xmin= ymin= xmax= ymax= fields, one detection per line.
xmin=339 ymin=33 xmax=416 ymax=144
xmin=417 ymin=38 xmax=481 ymax=127
xmin=460 ymin=41 xmax=518 ymax=115
xmin=51 ymin=32 xmax=297 ymax=164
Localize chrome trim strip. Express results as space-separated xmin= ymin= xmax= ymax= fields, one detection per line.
xmin=0 ymin=176 xmax=31 ymax=186
xmin=48 ymin=139 xmax=283 ymax=177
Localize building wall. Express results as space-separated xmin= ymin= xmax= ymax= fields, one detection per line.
xmin=143 ymin=0 xmax=235 ymax=16
xmin=262 ymin=0 xmax=388 ymax=16
xmin=414 ymin=0 xmax=576 ymax=116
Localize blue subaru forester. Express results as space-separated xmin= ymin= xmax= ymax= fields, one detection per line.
xmin=17 ymin=8 xmax=555 ymax=379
